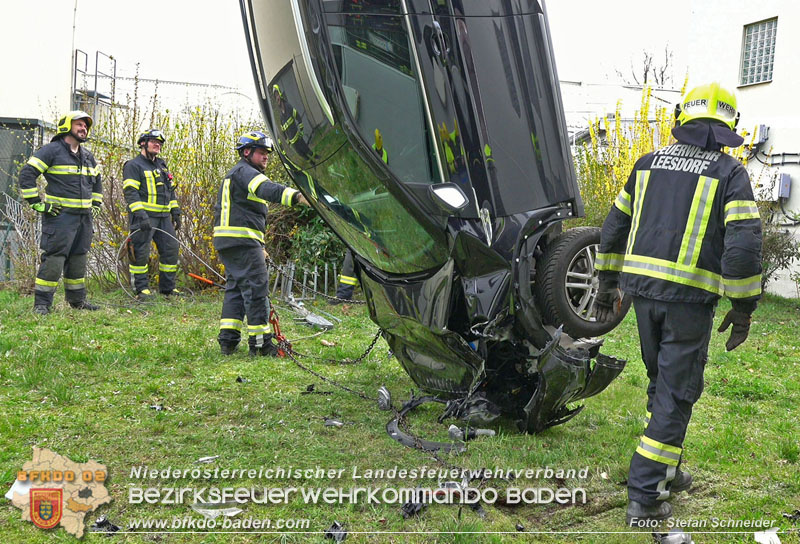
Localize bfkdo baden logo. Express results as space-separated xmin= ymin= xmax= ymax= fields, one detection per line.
xmin=30 ymin=488 xmax=63 ymax=530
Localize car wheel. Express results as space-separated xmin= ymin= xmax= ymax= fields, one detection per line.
xmin=533 ymin=226 xmax=631 ymax=338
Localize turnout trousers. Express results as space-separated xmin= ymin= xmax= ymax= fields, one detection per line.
xmin=128 ymin=215 xmax=178 ymax=294
xmin=627 ymin=296 xmax=715 ymax=505
xmin=217 ymin=246 xmax=271 ymax=349
xmin=335 ymin=249 xmax=358 ymax=300
xmin=34 ymin=212 xmax=93 ymax=308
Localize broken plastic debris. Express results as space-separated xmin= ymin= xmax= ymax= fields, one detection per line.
xmin=191 ymin=501 xmax=243 ymax=520
xmin=600 ymin=471 xmax=609 ymax=479
xmin=324 ymin=418 xmax=344 ymax=428
xmin=377 ymin=386 xmax=392 ymax=411
xmin=401 ymin=500 xmax=427 ymax=519
xmin=320 ymin=339 xmax=336 ymax=347
xmin=149 ymin=404 xmax=163 ymax=411
xmin=783 ymin=509 xmax=800 ymax=522
xmin=324 ymin=521 xmax=347 ymax=541
xmin=90 ymin=515 xmax=120 ymax=534
xmin=447 ymin=424 xmax=496 ymax=441
xmin=196 ymin=455 xmax=219 ymax=464
xmin=236 ymin=376 xmax=249 ymax=383
xmin=516 ymin=522 xmax=525 ymax=532
xmin=754 ymin=528 xmax=782 ymax=544
xmin=5 ymin=478 xmax=33 ymax=501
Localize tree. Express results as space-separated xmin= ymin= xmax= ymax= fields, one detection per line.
xmin=616 ymin=46 xmax=675 ymax=87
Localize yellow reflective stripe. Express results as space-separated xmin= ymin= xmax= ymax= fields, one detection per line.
xmin=645 ymin=410 xmax=652 ymax=424
xmin=129 ymin=201 xmax=145 ymax=212
xmin=248 ymin=324 xmax=271 ymax=335
xmin=595 ymin=252 xmax=624 ymax=272
xmin=35 ymin=277 xmax=59 ymax=288
xmin=281 ymin=188 xmax=298 ymax=207
xmin=724 ymin=200 xmax=760 ymax=225
xmin=339 ymin=274 xmax=358 ymax=286
xmin=158 ymin=263 xmax=178 ymax=272
xmin=622 ymin=254 xmax=724 ymax=295
xmin=92 ymin=192 xmax=102 ymax=203
xmin=168 ymin=200 xmax=179 ymax=210
xmin=45 ymin=165 xmax=99 ymax=176
xmin=123 ymin=178 xmax=141 ymax=190
xmin=129 ymin=264 xmax=148 ymax=274
xmin=21 ymin=187 xmax=39 ymax=198
xmin=220 ymin=319 xmax=243 ymax=331
xmin=678 ymin=176 xmax=719 ymax=268
xmin=145 ymin=171 xmax=157 ymax=207
xmin=44 ymin=195 xmax=92 ymax=208
xmin=248 ymin=174 xmax=268 ymax=195
xmin=213 ymin=226 xmax=265 ymax=242
xmin=220 ymin=178 xmax=231 ymax=227
xmin=64 ymin=277 xmax=85 ymax=290
xmin=614 ymin=189 xmax=632 ymax=216
xmin=723 ymin=275 xmax=762 ymax=298
xmin=140 ymin=202 xmax=171 ymax=212
xmin=641 ymin=435 xmax=682 ymax=455
xmin=626 ymin=171 xmax=651 ymax=254
xmin=637 ymin=435 xmax=682 ymax=466
xmin=27 ymin=156 xmax=48 ymax=173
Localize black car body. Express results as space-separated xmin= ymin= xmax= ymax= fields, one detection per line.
xmin=240 ymin=0 xmax=627 ymax=432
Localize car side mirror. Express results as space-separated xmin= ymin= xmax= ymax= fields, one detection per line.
xmin=428 ymin=183 xmax=469 ymax=214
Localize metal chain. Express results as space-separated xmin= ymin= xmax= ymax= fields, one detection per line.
xmin=279 ymin=338 xmax=377 ymax=401
xmin=266 ymin=256 xmax=366 ymax=305
xmin=286 ymin=329 xmax=382 ymax=365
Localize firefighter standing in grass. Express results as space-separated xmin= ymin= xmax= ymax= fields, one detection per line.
xmin=214 ymin=131 xmax=309 ymax=356
xmin=123 ymin=129 xmax=182 ymax=299
xmin=18 ymin=110 xmax=101 ymax=315
xmin=594 ymin=83 xmax=763 ymax=526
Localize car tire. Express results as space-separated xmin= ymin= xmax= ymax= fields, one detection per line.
xmin=533 ymin=226 xmax=631 ymax=338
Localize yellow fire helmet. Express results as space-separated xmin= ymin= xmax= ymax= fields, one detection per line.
xmin=55 ymin=110 xmax=93 ymax=137
xmin=675 ymin=83 xmax=739 ymax=129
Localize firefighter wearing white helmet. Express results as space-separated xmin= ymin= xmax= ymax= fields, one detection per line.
xmin=213 ymin=131 xmax=310 ymax=356
xmin=18 ymin=110 xmax=102 ymax=315
xmin=594 ymin=82 xmax=762 ymax=526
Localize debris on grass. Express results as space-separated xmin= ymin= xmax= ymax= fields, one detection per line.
xmin=196 ymin=455 xmax=219 ymax=464
xmin=324 ymin=520 xmax=347 ymax=541
xmin=324 ymin=417 xmax=345 ymax=428
xmin=90 ymin=515 xmax=120 ymax=534
xmin=191 ymin=501 xmax=244 ymax=519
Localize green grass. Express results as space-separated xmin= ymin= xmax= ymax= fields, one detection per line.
xmin=0 ymin=286 xmax=799 ymax=543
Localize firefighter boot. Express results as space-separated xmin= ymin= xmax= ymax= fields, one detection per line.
xmin=33 ymin=305 xmax=50 ymax=316
xmin=249 ymin=334 xmax=279 ymax=357
xmin=220 ymin=342 xmax=239 ymax=356
xmin=70 ymin=300 xmax=99 ymax=311
xmin=626 ymin=500 xmax=672 ymax=527
xmin=670 ymin=469 xmax=693 ymax=493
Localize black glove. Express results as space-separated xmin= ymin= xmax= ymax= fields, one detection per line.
xmin=132 ymin=211 xmax=151 ymax=232
xmin=594 ymin=282 xmax=623 ymax=323
xmin=717 ymin=309 xmax=751 ymax=351
xmin=31 ymin=202 xmax=61 ymax=216
xmin=171 ymin=210 xmax=181 ymax=232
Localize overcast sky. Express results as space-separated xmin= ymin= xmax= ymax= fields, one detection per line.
xmin=68 ymin=0 xmax=691 ymax=103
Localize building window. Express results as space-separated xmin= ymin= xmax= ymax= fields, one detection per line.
xmin=741 ymin=18 xmax=777 ymax=85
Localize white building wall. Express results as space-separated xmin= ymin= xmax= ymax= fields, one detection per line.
xmin=0 ymin=2 xmax=74 ymax=121
xmin=688 ymin=0 xmax=800 ymax=297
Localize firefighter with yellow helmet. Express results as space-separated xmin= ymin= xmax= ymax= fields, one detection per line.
xmin=18 ymin=110 xmax=102 ymax=315
xmin=594 ymin=82 xmax=763 ymax=525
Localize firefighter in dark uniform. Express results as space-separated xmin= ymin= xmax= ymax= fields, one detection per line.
xmin=123 ymin=129 xmax=182 ymax=299
xmin=332 ymin=129 xmax=387 ymax=303
xmin=594 ymin=83 xmax=763 ymax=525
xmin=18 ymin=110 xmax=102 ymax=315
xmin=272 ymin=84 xmax=316 ymax=162
xmin=214 ymin=131 xmax=309 ymax=356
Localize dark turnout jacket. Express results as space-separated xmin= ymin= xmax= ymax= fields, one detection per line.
xmin=596 ymin=122 xmax=763 ymax=306
xmin=122 ymin=154 xmax=179 ymax=217
xmin=212 ymin=159 xmax=299 ymax=251
xmin=18 ymin=138 xmax=102 ymax=214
